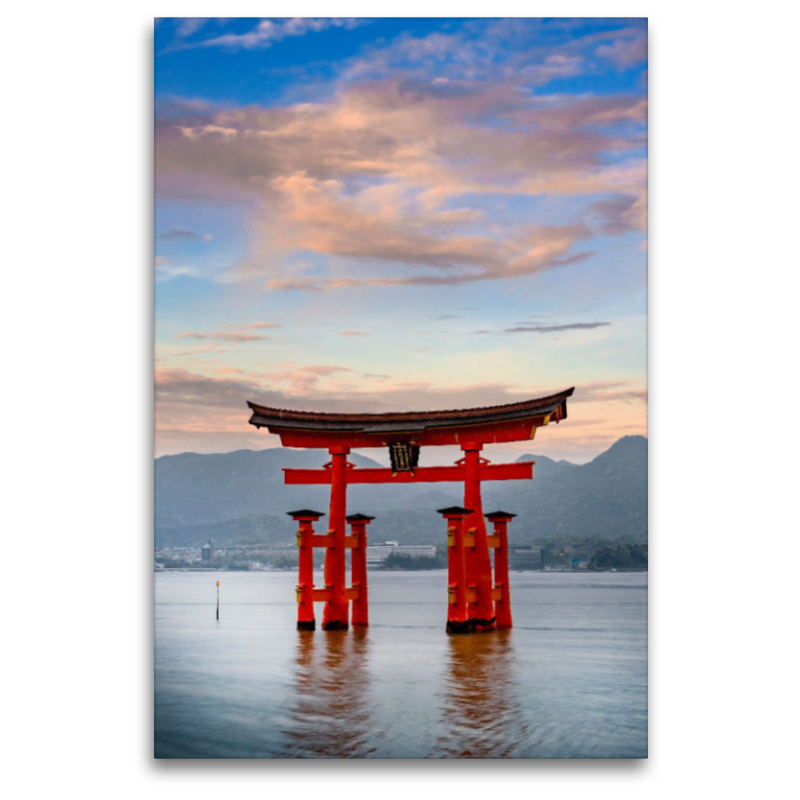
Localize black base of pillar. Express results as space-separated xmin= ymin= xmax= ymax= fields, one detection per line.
xmin=322 ymin=620 xmax=349 ymax=631
xmin=469 ymin=616 xmax=497 ymax=632
xmin=446 ymin=620 xmax=471 ymax=634
xmin=297 ymin=620 xmax=316 ymax=631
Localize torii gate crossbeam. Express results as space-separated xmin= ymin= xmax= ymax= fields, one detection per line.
xmin=283 ymin=461 xmax=533 ymax=484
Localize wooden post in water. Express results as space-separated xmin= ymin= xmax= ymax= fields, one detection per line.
xmin=461 ymin=443 xmax=496 ymax=631
xmin=216 ymin=580 xmax=219 ymax=620
xmin=485 ymin=511 xmax=517 ymax=628
xmin=438 ymin=506 xmax=473 ymax=634
xmin=323 ymin=446 xmax=351 ymax=630
xmin=288 ymin=509 xmax=326 ymax=631
xmin=347 ymin=513 xmax=375 ymax=627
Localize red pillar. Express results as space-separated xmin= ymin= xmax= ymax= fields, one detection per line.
xmin=288 ymin=509 xmax=325 ymax=631
xmin=323 ymin=446 xmax=350 ymax=630
xmin=439 ymin=506 xmax=472 ymax=634
xmin=348 ymin=513 xmax=374 ymax=627
xmin=461 ymin=443 xmax=496 ymax=631
xmin=486 ymin=511 xmax=516 ymax=629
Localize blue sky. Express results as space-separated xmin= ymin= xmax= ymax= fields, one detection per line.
xmin=154 ymin=17 xmax=647 ymax=462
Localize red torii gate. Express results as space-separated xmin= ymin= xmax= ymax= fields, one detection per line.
xmin=247 ymin=388 xmax=573 ymax=634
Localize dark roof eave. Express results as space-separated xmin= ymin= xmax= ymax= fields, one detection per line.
xmin=247 ymin=388 xmax=573 ymax=433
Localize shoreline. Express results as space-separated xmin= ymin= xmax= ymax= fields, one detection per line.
xmin=155 ymin=567 xmax=648 ymax=574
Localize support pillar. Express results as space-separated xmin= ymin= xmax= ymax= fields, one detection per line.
xmin=288 ymin=509 xmax=325 ymax=631
xmin=461 ymin=443 xmax=496 ymax=631
xmin=323 ymin=446 xmax=350 ymax=630
xmin=486 ymin=511 xmax=516 ymax=629
xmin=438 ymin=506 xmax=472 ymax=634
xmin=347 ymin=513 xmax=374 ymax=627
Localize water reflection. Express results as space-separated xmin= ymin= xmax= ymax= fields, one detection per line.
xmin=283 ymin=628 xmax=376 ymax=758
xmin=432 ymin=630 xmax=529 ymax=758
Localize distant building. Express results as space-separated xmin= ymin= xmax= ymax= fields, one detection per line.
xmin=201 ymin=540 xmax=215 ymax=564
xmin=366 ymin=542 xmax=437 ymax=568
xmin=508 ymin=546 xmax=543 ymax=570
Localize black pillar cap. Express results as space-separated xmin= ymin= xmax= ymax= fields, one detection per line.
xmin=436 ymin=506 xmax=474 ymax=517
xmin=287 ymin=509 xmax=326 ymax=519
xmin=485 ymin=510 xmax=517 ymax=520
xmin=346 ymin=513 xmax=376 ymax=523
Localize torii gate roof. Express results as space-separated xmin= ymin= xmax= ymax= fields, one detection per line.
xmin=247 ymin=387 xmax=574 ymax=449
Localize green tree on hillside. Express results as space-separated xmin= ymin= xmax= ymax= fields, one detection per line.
xmin=589 ymin=543 xmax=647 ymax=570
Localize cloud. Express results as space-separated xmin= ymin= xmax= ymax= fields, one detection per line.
xmin=157 ymin=367 xmax=524 ymax=418
xmin=262 ymin=364 xmax=354 ymax=394
xmin=190 ymin=18 xmax=364 ymax=51
xmin=174 ymin=321 xmax=281 ymax=341
xmin=156 ymin=367 xmax=270 ymax=409
xmin=339 ymin=330 xmax=370 ymax=336
xmin=261 ymin=171 xmax=504 ymax=273
xmin=341 ymin=22 xmax=588 ymax=88
xmin=157 ymin=83 xmax=645 ymax=239
xmin=155 ymin=21 xmax=647 ymax=291
xmin=172 ymin=345 xmax=223 ymax=357
xmin=500 ymin=322 xmax=611 ymax=334
xmin=262 ymin=277 xmax=324 ymax=291
xmin=519 ymin=94 xmax=647 ymax=129
xmin=262 ymin=193 xmax=594 ymax=288
xmin=174 ymin=18 xmax=208 ymax=39
xmin=569 ymin=380 xmax=648 ymax=404
xmin=154 ymin=256 xmax=197 ymax=282
xmin=175 ymin=331 xmax=270 ymax=342
xmin=590 ymin=196 xmax=640 ymax=235
xmin=157 ymin=80 xmax=645 ymax=198
xmin=596 ymin=33 xmax=648 ymax=69
xmin=156 ymin=229 xmax=213 ymax=242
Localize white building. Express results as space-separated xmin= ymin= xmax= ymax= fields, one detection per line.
xmin=366 ymin=542 xmax=437 ymax=568
xmin=508 ymin=546 xmax=543 ymax=570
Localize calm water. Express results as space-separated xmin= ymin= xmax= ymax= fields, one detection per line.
xmin=155 ymin=570 xmax=647 ymax=759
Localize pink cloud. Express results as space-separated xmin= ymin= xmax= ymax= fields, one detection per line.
xmin=263 ymin=364 xmax=354 ymax=394
xmin=175 ymin=331 xmax=270 ymax=342
xmin=265 ymin=218 xmax=592 ymax=289
xmin=174 ymin=321 xmax=282 ymax=341
xmin=157 ymin=82 xmax=646 ymax=207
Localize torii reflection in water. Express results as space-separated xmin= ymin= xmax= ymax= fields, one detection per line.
xmin=433 ymin=629 xmax=530 ymax=758
xmin=283 ymin=628 xmax=376 ymax=758
xmin=283 ymin=626 xmax=529 ymax=758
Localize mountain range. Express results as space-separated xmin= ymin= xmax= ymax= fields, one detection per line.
xmin=155 ymin=435 xmax=647 ymax=548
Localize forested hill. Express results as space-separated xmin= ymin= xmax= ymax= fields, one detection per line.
xmin=155 ymin=435 xmax=647 ymax=547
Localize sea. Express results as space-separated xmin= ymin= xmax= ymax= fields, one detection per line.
xmin=155 ymin=569 xmax=647 ymax=759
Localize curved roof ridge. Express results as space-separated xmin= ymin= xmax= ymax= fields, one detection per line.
xmin=247 ymin=387 xmax=574 ymax=423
